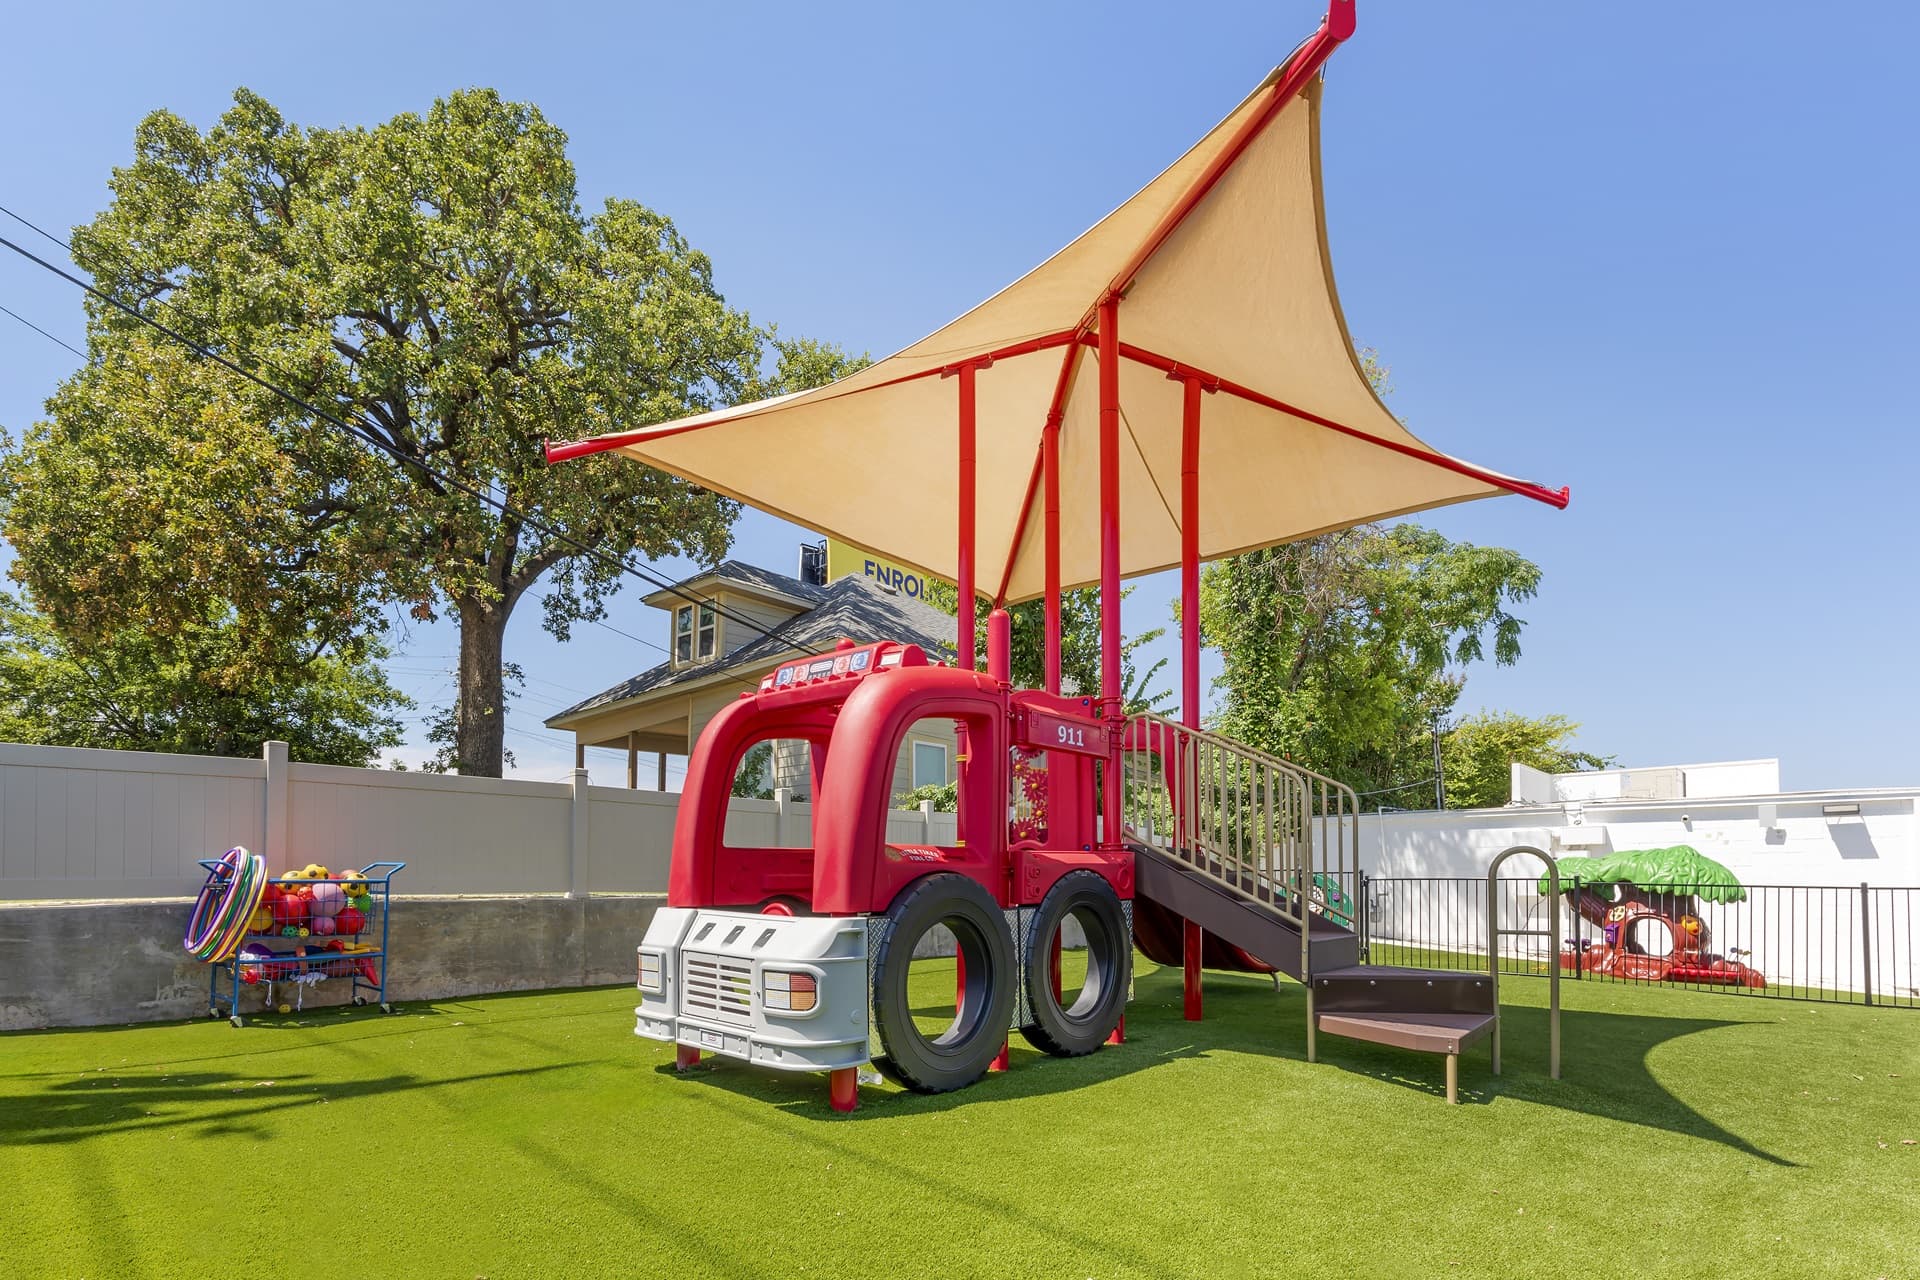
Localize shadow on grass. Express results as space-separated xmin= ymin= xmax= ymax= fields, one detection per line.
xmin=0 ymin=1060 xmax=585 ymax=1147
xmin=667 ymin=963 xmax=1793 ymax=1165
xmin=679 ymin=1083 xmax=1193 ymax=1280
xmin=0 ymin=986 xmax=634 ymax=1081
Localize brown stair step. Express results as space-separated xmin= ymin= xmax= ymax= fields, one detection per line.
xmin=1314 ymin=1010 xmax=1495 ymax=1056
xmin=1312 ymin=966 xmax=1494 ymax=1016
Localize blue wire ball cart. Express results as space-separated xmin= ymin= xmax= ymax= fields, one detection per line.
xmin=202 ymin=861 xmax=405 ymax=1027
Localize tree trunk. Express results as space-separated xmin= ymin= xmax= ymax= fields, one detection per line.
xmin=456 ymin=593 xmax=509 ymax=777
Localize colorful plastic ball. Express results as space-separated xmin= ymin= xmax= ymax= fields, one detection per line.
xmin=280 ymin=925 xmax=302 ymax=938
xmin=308 ymin=882 xmax=345 ymax=918
xmin=349 ymin=893 xmax=373 ymax=913
xmin=339 ymin=870 xmax=368 ymax=896
xmin=277 ymin=1003 xmax=292 ymax=1015
xmin=335 ymin=906 xmax=366 ymax=936
xmin=311 ymin=915 xmax=337 ymax=936
xmin=247 ymin=905 xmax=274 ymax=934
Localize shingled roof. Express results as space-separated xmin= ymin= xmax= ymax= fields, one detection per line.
xmin=546 ymin=572 xmax=956 ymax=727
xmin=640 ymin=558 xmax=828 ymax=610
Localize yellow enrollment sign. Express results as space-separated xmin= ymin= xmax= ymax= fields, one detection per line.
xmin=825 ymin=538 xmax=945 ymax=603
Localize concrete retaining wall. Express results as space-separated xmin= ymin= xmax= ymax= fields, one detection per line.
xmin=0 ymin=894 xmax=665 ymax=1031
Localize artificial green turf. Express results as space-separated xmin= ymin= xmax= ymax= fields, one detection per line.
xmin=2 ymin=957 xmax=1916 ymax=1280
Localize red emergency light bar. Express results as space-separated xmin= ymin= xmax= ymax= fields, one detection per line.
xmin=755 ymin=640 xmax=929 ymax=694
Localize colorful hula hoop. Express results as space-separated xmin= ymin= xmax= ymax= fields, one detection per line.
xmin=184 ymin=846 xmax=268 ymax=964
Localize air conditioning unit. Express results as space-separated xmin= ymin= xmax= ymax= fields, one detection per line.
xmin=1619 ymin=767 xmax=1683 ymax=801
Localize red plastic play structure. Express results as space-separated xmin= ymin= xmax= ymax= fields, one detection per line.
xmin=675 ymin=639 xmax=1124 ymax=920
xmin=549 ymin=0 xmax=1569 ymax=1109
xmin=1570 ymin=897 xmax=1766 ymax=989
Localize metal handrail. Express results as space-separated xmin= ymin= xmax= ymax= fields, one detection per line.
xmin=1486 ymin=845 xmax=1561 ymax=1081
xmin=1119 ymin=715 xmax=1362 ymax=963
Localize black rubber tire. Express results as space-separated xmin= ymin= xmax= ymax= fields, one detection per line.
xmin=1019 ymin=870 xmax=1130 ymax=1057
xmin=871 ymin=873 xmax=1017 ymax=1094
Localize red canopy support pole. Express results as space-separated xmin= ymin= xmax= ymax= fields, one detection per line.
xmin=956 ymin=362 xmax=978 ymax=671
xmin=1179 ymin=375 xmax=1204 ymax=731
xmin=987 ymin=608 xmax=1011 ymax=683
xmin=1043 ymin=408 xmax=1063 ymax=695
xmin=987 ymin=598 xmax=1014 ymax=1070
xmin=1179 ymin=371 xmax=1205 ymax=1022
xmin=1097 ymin=297 xmax=1122 ymax=852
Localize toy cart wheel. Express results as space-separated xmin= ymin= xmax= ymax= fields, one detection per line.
xmin=380 ymin=1002 xmax=394 ymax=1014
xmin=352 ymin=996 xmax=367 ymax=1006
xmin=208 ymin=1007 xmax=220 ymax=1019
xmin=229 ymin=1015 xmax=244 ymax=1028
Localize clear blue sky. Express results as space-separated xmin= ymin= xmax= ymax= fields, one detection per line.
xmin=2 ymin=2 xmax=1915 ymax=791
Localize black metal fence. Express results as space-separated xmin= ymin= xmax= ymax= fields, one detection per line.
xmin=1359 ymin=876 xmax=1919 ymax=1009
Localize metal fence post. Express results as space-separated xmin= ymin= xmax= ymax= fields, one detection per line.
xmin=1358 ymin=871 xmax=1370 ymax=962
xmin=1860 ymin=881 xmax=1874 ymax=1006
xmin=920 ymin=798 xmax=935 ymax=844
xmin=774 ymin=787 xmax=792 ymax=847
xmin=1573 ymin=876 xmax=1583 ymax=980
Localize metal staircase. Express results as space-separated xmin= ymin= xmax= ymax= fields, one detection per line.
xmin=1119 ymin=713 xmax=1363 ymax=980
xmin=1120 ymin=715 xmax=1496 ymax=1102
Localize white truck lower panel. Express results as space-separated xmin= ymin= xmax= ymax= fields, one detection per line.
xmin=635 ymin=907 xmax=870 ymax=1073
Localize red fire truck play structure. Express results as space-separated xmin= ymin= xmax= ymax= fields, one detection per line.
xmin=548 ymin=0 xmax=1570 ymax=1109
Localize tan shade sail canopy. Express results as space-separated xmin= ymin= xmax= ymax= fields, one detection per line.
xmin=548 ymin=31 xmax=1566 ymax=605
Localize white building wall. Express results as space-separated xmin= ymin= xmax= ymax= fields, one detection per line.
xmin=1360 ymin=788 xmax=1918 ymax=998
xmin=1365 ymin=791 xmax=1917 ymax=887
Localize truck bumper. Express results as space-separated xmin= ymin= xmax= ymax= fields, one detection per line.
xmin=634 ymin=907 xmax=871 ymax=1074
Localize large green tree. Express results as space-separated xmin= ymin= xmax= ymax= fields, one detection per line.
xmin=6 ymin=87 xmax=854 ymax=776
xmin=1199 ymin=524 xmax=1542 ymax=803
xmin=0 ymin=592 xmax=406 ymax=765
xmin=925 ymin=582 xmax=1173 ymax=714
xmin=1441 ymin=710 xmax=1611 ymax=809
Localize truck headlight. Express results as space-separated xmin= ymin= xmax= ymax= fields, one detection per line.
xmin=763 ymin=969 xmax=817 ymax=1013
xmin=638 ymin=949 xmax=664 ymax=993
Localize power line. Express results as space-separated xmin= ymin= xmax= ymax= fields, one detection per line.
xmin=0 ymin=208 xmax=821 ymax=664
xmin=0 ymin=302 xmax=84 ymax=358
xmin=588 ymin=615 xmax=669 ymax=656
xmin=1352 ymin=775 xmax=1439 ymax=800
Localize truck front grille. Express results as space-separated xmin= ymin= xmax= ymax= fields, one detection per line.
xmin=682 ymin=951 xmax=753 ymax=1026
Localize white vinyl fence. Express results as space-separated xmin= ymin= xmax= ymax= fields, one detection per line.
xmin=0 ymin=741 xmax=956 ymax=901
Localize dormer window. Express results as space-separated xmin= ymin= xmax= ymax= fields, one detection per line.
xmin=675 ymin=602 xmax=718 ymax=664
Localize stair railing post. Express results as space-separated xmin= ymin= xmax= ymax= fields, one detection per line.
xmin=1486 ymin=844 xmax=1561 ymax=1082
xmin=1548 ymin=860 xmax=1561 ymax=1080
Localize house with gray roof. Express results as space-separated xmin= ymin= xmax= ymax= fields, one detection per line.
xmin=545 ymin=558 xmax=958 ymax=799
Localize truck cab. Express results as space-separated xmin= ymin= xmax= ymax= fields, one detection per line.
xmin=634 ymin=638 xmax=1134 ymax=1108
